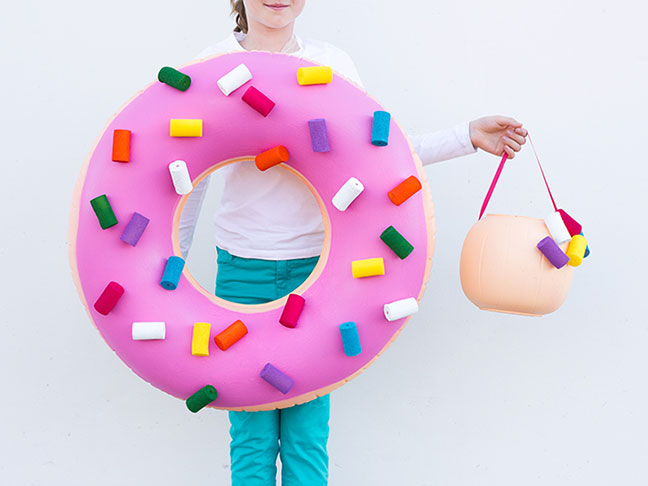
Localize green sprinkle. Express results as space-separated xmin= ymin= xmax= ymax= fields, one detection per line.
xmin=186 ymin=385 xmax=218 ymax=413
xmin=158 ymin=66 xmax=191 ymax=92
xmin=90 ymin=194 xmax=118 ymax=230
xmin=380 ymin=226 xmax=414 ymax=259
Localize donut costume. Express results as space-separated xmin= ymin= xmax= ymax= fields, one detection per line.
xmin=68 ymin=51 xmax=436 ymax=411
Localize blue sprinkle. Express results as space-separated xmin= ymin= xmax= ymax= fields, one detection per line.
xmin=160 ymin=256 xmax=185 ymax=290
xmin=339 ymin=322 xmax=362 ymax=357
xmin=371 ymin=111 xmax=391 ymax=147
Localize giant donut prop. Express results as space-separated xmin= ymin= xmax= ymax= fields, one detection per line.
xmin=69 ymin=52 xmax=436 ymax=411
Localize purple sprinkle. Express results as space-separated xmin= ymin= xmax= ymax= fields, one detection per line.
xmin=120 ymin=212 xmax=150 ymax=246
xmin=537 ymin=236 xmax=569 ymax=269
xmin=308 ymin=118 xmax=330 ymax=153
xmin=260 ymin=363 xmax=294 ymax=394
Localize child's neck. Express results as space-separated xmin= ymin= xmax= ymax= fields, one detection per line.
xmin=240 ymin=21 xmax=297 ymax=53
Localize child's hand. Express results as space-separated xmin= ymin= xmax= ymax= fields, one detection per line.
xmin=469 ymin=116 xmax=528 ymax=159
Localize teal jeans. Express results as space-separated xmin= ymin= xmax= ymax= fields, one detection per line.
xmin=215 ymin=247 xmax=330 ymax=486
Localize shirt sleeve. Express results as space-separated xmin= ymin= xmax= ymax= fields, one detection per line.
xmin=410 ymin=121 xmax=477 ymax=166
xmin=178 ymin=176 xmax=210 ymax=259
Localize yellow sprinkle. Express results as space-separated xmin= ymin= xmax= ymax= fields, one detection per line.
xmin=170 ymin=119 xmax=203 ymax=137
xmin=566 ymin=234 xmax=587 ymax=267
xmin=297 ymin=66 xmax=333 ymax=86
xmin=192 ymin=322 xmax=211 ymax=356
xmin=352 ymin=258 xmax=385 ymax=278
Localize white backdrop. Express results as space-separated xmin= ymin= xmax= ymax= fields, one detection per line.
xmin=2 ymin=1 xmax=647 ymax=484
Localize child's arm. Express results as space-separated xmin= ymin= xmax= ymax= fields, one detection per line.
xmin=331 ymin=49 xmax=526 ymax=165
xmin=411 ymin=122 xmax=476 ymax=165
xmin=412 ymin=116 xmax=527 ymax=166
xmin=469 ymin=116 xmax=527 ymax=159
xmin=178 ymin=177 xmax=210 ymax=259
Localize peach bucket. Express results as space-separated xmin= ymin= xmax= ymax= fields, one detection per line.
xmin=460 ymin=214 xmax=573 ymax=316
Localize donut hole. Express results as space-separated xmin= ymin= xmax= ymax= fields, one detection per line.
xmin=176 ymin=157 xmax=327 ymax=307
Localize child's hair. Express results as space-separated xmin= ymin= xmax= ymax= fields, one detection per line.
xmin=230 ymin=0 xmax=248 ymax=33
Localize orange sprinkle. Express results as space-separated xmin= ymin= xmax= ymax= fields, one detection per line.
xmin=388 ymin=176 xmax=422 ymax=206
xmin=214 ymin=320 xmax=248 ymax=351
xmin=112 ymin=129 xmax=131 ymax=163
xmin=255 ymin=145 xmax=289 ymax=171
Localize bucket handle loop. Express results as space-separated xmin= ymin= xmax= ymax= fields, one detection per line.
xmin=478 ymin=134 xmax=558 ymax=220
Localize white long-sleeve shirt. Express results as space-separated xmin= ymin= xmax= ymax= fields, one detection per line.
xmin=179 ymin=32 xmax=476 ymax=260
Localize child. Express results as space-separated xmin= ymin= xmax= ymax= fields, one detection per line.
xmin=180 ymin=1 xmax=528 ymax=485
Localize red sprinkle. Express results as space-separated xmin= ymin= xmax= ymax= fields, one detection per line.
xmin=241 ymin=86 xmax=275 ymax=117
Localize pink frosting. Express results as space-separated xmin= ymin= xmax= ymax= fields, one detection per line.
xmin=70 ymin=52 xmax=434 ymax=410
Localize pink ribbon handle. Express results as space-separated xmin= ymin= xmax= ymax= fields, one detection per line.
xmin=478 ymin=152 xmax=508 ymax=220
xmin=528 ymin=134 xmax=558 ymax=213
xmin=477 ymin=133 xmax=558 ymax=220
